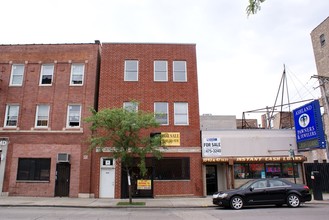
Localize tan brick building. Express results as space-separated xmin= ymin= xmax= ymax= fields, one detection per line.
xmin=310 ymin=16 xmax=329 ymax=162
xmin=0 ymin=43 xmax=100 ymax=197
xmin=93 ymin=43 xmax=202 ymax=198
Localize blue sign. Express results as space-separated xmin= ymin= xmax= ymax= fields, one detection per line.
xmin=293 ymin=100 xmax=326 ymax=150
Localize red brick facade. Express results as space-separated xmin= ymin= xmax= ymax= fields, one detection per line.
xmin=94 ymin=43 xmax=202 ymax=198
xmin=0 ymin=44 xmax=100 ymax=197
xmin=0 ymin=42 xmax=203 ymax=198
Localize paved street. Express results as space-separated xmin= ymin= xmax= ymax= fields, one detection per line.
xmin=0 ymin=204 xmax=329 ymax=220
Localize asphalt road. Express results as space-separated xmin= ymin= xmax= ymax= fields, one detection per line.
xmin=0 ymin=204 xmax=328 ymax=220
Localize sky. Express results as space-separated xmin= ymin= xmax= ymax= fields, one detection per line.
xmin=1 ymin=0 xmax=329 ymax=122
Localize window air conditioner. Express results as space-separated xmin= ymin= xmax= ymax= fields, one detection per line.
xmin=57 ymin=153 xmax=70 ymax=163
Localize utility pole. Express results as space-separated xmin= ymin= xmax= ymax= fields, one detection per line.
xmin=312 ymin=75 xmax=329 ymax=119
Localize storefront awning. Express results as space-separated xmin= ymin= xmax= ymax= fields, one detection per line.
xmin=202 ymin=155 xmax=307 ymax=164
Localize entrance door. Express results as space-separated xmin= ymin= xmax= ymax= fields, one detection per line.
xmin=99 ymin=158 xmax=115 ymax=198
xmin=206 ymin=165 xmax=218 ymax=195
xmin=55 ymin=163 xmax=70 ymax=197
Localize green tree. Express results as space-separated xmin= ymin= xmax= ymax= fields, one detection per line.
xmin=85 ymin=106 xmax=164 ymax=204
xmin=246 ymin=0 xmax=266 ymax=16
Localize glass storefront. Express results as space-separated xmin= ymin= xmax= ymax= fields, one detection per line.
xmin=234 ymin=162 xmax=299 ymax=179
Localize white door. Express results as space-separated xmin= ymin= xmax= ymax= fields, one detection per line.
xmin=99 ymin=158 xmax=115 ymax=198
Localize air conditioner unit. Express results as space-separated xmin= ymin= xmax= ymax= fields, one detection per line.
xmin=57 ymin=153 xmax=70 ymax=163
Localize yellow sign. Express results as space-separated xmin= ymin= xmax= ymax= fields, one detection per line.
xmin=137 ymin=180 xmax=152 ymax=190
xmin=161 ymin=132 xmax=180 ymax=146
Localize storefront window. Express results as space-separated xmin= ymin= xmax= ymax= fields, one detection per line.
xmin=234 ymin=162 xmax=299 ymax=179
xmin=249 ymin=163 xmax=264 ymax=178
xmin=234 ymin=163 xmax=264 ymax=179
xmin=266 ymin=163 xmax=281 ymax=178
xmin=154 ymin=158 xmax=190 ymax=180
xmin=282 ymin=163 xmax=299 ymax=178
xmin=234 ymin=163 xmax=248 ymax=179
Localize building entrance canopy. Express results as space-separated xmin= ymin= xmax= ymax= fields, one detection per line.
xmin=203 ymin=156 xmax=307 ymax=164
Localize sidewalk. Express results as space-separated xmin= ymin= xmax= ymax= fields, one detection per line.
xmin=0 ymin=194 xmax=328 ymax=208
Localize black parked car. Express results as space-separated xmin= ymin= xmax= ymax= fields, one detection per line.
xmin=213 ymin=178 xmax=312 ymax=210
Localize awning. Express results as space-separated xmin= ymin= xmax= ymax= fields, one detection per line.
xmin=202 ymin=155 xmax=307 ymax=164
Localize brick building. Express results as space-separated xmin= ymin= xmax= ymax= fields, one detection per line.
xmin=0 ymin=43 xmax=100 ymax=197
xmin=92 ymin=43 xmax=202 ymax=198
xmin=310 ymin=16 xmax=329 ymax=162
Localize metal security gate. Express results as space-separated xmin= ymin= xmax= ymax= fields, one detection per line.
xmin=304 ymin=163 xmax=329 ymax=193
xmin=55 ymin=163 xmax=71 ymax=197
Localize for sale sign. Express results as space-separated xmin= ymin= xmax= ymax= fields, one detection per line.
xmin=202 ymin=137 xmax=221 ymax=157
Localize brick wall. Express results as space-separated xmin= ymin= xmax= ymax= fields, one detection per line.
xmin=95 ymin=43 xmax=202 ymax=198
xmin=0 ymin=44 xmax=100 ymax=197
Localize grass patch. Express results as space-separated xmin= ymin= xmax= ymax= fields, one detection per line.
xmin=117 ymin=201 xmax=146 ymax=206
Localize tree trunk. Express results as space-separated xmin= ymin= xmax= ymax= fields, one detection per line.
xmin=127 ymin=167 xmax=133 ymax=204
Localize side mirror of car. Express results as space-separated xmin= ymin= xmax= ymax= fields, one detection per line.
xmin=250 ymin=187 xmax=254 ymax=191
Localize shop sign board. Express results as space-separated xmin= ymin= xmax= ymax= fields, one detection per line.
xmin=137 ymin=180 xmax=152 ymax=190
xmin=161 ymin=132 xmax=180 ymax=146
xmin=293 ymin=100 xmax=326 ymax=151
xmin=202 ymin=137 xmax=221 ymax=157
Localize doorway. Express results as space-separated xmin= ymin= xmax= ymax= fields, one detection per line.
xmin=55 ymin=163 xmax=70 ymax=197
xmin=206 ymin=165 xmax=218 ymax=195
xmin=99 ymin=158 xmax=115 ymax=198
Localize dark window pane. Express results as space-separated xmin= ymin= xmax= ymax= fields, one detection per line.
xmin=154 ymin=158 xmax=190 ymax=180
xmin=17 ymin=158 xmax=51 ymax=181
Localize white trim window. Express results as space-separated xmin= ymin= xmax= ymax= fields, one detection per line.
xmin=123 ymin=102 xmax=138 ymax=112
xmin=154 ymin=102 xmax=169 ymax=125
xmin=67 ymin=105 xmax=81 ymax=127
xmin=173 ymin=61 xmax=187 ymax=82
xmin=10 ymin=64 xmax=24 ymax=86
xmin=4 ymin=105 xmax=19 ymax=127
xmin=124 ymin=60 xmax=138 ymax=81
xmin=154 ymin=61 xmax=168 ymax=81
xmin=70 ymin=64 xmax=84 ymax=85
xmin=39 ymin=64 xmax=54 ymax=85
xmin=174 ymin=102 xmax=189 ymax=125
xmin=35 ymin=105 xmax=50 ymax=127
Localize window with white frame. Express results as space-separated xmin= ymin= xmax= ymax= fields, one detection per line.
xmin=123 ymin=102 xmax=138 ymax=112
xmin=173 ymin=61 xmax=187 ymax=82
xmin=154 ymin=102 xmax=168 ymax=125
xmin=124 ymin=60 xmax=138 ymax=81
xmin=154 ymin=61 xmax=168 ymax=81
xmin=40 ymin=64 xmax=54 ymax=85
xmin=10 ymin=64 xmax=24 ymax=86
xmin=174 ymin=102 xmax=188 ymax=125
xmin=67 ymin=105 xmax=81 ymax=127
xmin=35 ymin=105 xmax=50 ymax=127
xmin=4 ymin=105 xmax=19 ymax=127
xmin=70 ymin=64 xmax=84 ymax=85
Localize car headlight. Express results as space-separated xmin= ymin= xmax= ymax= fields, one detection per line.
xmin=213 ymin=193 xmax=228 ymax=199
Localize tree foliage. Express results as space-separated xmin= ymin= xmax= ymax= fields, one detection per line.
xmin=85 ymin=106 xmax=164 ymax=203
xmin=246 ymin=0 xmax=266 ymax=16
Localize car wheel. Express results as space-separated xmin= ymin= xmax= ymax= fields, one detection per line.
xmin=287 ymin=194 xmax=300 ymax=208
xmin=230 ymin=196 xmax=244 ymax=210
